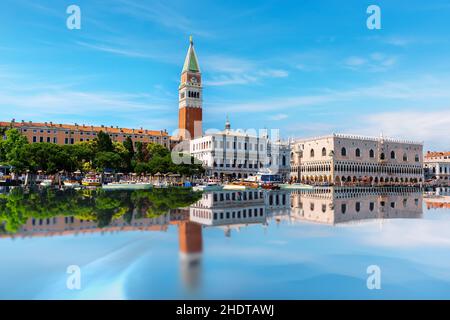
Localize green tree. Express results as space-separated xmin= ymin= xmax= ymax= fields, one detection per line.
xmin=134 ymin=141 xmax=148 ymax=162
xmin=123 ymin=137 xmax=134 ymax=157
xmin=0 ymin=129 xmax=30 ymax=172
xmin=95 ymin=131 xmax=114 ymax=153
xmin=93 ymin=151 xmax=122 ymax=172
xmin=113 ymin=142 xmax=131 ymax=172
xmin=122 ymin=137 xmax=135 ymax=172
xmin=27 ymin=143 xmax=67 ymax=173
xmin=64 ymin=141 xmax=96 ymax=172
xmin=147 ymin=143 xmax=170 ymax=159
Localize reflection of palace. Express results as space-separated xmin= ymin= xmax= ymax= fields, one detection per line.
xmin=290 ymin=187 xmax=423 ymax=225
xmin=0 ymin=187 xmax=428 ymax=294
xmin=424 ymin=187 xmax=450 ymax=209
xmin=189 ymin=190 xmax=267 ymax=237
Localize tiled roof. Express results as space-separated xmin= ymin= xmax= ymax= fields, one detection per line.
xmin=425 ymin=151 xmax=450 ymax=158
xmin=0 ymin=121 xmax=169 ymax=136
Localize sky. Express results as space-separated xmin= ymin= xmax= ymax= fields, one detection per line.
xmin=0 ymin=0 xmax=449 ymax=149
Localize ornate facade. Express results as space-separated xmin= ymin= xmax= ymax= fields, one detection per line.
xmin=189 ymin=119 xmax=270 ymax=179
xmin=290 ymin=134 xmax=424 ymax=185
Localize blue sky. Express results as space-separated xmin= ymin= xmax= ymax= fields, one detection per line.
xmin=0 ymin=0 xmax=449 ymax=149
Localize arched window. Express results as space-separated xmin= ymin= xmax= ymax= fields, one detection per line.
xmin=355 ymin=202 xmax=361 ymax=212
xmin=341 ymin=147 xmax=347 ymax=156
xmin=341 ymin=204 xmax=347 ymax=214
xmin=369 ymin=149 xmax=374 ymax=158
xmin=380 ymin=153 xmax=385 ymax=160
xmin=355 ymin=148 xmax=361 ymax=157
xmin=415 ymin=154 xmax=420 ymax=162
xmin=391 ymin=151 xmax=396 ymax=159
xmin=322 ymin=147 xmax=326 ymax=157
xmin=282 ymin=155 xmax=286 ymax=166
xmin=403 ymin=153 xmax=408 ymax=162
xmin=310 ymin=149 xmax=315 ymax=158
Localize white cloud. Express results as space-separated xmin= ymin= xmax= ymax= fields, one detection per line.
xmin=358 ymin=110 xmax=450 ymax=150
xmin=345 ymin=56 xmax=367 ymax=67
xmin=0 ymin=68 xmax=174 ymax=129
xmin=111 ymin=0 xmax=211 ymax=37
xmin=211 ymin=75 xmax=450 ymax=113
xmin=363 ymin=219 xmax=450 ymax=249
xmin=258 ymin=69 xmax=289 ymax=78
xmin=269 ymin=113 xmax=289 ymax=121
xmin=343 ymin=53 xmax=397 ymax=72
xmin=203 ymin=55 xmax=289 ymax=86
xmin=76 ymin=41 xmax=156 ymax=60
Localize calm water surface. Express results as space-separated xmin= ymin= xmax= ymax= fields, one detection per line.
xmin=1 ymin=186 xmax=450 ymax=300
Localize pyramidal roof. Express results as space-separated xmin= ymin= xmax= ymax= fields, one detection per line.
xmin=182 ymin=36 xmax=200 ymax=73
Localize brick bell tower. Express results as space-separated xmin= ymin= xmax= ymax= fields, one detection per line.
xmin=178 ymin=36 xmax=203 ymax=140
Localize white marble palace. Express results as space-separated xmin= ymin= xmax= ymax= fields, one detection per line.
xmin=290 ymin=134 xmax=424 ymax=185
xmin=189 ymin=118 xmax=290 ymax=180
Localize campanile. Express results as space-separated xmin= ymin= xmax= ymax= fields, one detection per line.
xmin=178 ymin=36 xmax=203 ymax=140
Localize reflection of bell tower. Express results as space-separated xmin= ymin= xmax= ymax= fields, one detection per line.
xmin=179 ymin=221 xmax=203 ymax=293
xmin=178 ymin=36 xmax=203 ymax=140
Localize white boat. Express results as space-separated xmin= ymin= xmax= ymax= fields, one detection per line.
xmin=223 ymin=181 xmax=259 ymax=190
xmin=82 ymin=175 xmax=102 ymax=187
xmin=63 ymin=180 xmax=80 ymax=188
xmin=40 ymin=179 xmax=53 ymax=187
xmin=193 ymin=183 xmax=223 ymax=192
xmin=102 ymin=181 xmax=153 ymax=190
xmin=223 ymin=184 xmax=248 ymax=190
xmin=279 ymin=183 xmax=314 ymax=190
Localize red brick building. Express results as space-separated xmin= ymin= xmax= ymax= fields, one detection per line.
xmin=178 ymin=36 xmax=203 ymax=140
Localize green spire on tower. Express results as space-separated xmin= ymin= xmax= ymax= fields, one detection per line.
xmin=182 ymin=35 xmax=200 ymax=73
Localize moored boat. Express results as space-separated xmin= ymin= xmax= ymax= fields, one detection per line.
xmin=40 ymin=179 xmax=53 ymax=187
xmin=82 ymin=176 xmax=101 ymax=187
xmin=261 ymin=183 xmax=281 ymax=190
xmin=193 ymin=183 xmax=223 ymax=192
xmin=223 ymin=181 xmax=259 ymax=190
xmin=102 ymin=181 xmax=153 ymax=190
xmin=279 ymin=183 xmax=314 ymax=190
xmin=63 ymin=180 xmax=80 ymax=188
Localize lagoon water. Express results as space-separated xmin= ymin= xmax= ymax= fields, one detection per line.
xmin=1 ymin=186 xmax=450 ymax=300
